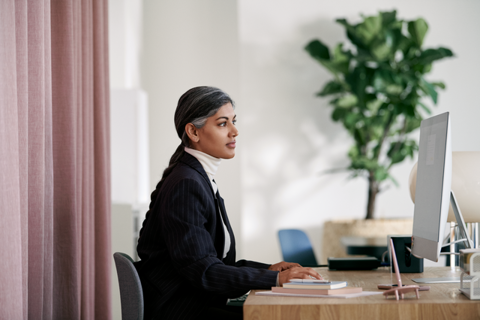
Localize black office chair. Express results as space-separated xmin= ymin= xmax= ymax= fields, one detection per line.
xmin=278 ymin=229 xmax=319 ymax=267
xmin=113 ymin=252 xmax=144 ymax=320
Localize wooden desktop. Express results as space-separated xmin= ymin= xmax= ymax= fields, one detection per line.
xmin=244 ymin=267 xmax=480 ymax=320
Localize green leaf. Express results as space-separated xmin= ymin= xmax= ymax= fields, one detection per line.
xmin=336 ymin=18 xmax=351 ymax=29
xmin=373 ymin=69 xmax=394 ymax=92
xmin=420 ymin=78 xmax=438 ymax=104
xmin=380 ymin=10 xmax=397 ymax=27
xmin=336 ymin=18 xmax=369 ymax=50
xmin=405 ymin=116 xmax=422 ymax=133
xmin=366 ymin=99 xmax=383 ymax=114
xmin=331 ymin=107 xmax=347 ymax=122
xmin=348 ymin=145 xmax=360 ymax=159
xmin=305 ymin=40 xmax=330 ymax=60
xmin=424 ymin=64 xmax=432 ymax=73
xmin=352 ymin=127 xmax=366 ymax=145
xmin=332 ymin=43 xmax=349 ymax=61
xmin=319 ymin=60 xmax=344 ymax=75
xmin=386 ymin=84 xmax=403 ymax=95
xmin=350 ymin=157 xmax=377 ymax=171
xmin=371 ymin=41 xmax=391 ymax=61
xmin=388 ymin=140 xmax=419 ymax=167
xmin=317 ymin=80 xmax=346 ymax=96
xmin=408 ymin=140 xmax=419 ymax=156
xmin=393 ymin=103 xmax=415 ymax=117
xmin=336 ymin=94 xmax=358 ymax=108
xmin=356 ymin=15 xmax=382 ymax=45
xmin=417 ymin=101 xmax=432 ymax=115
xmin=385 ymin=29 xmax=402 ymax=53
xmin=374 ymin=166 xmax=389 ymax=181
xmin=387 ymin=174 xmax=400 ymax=187
xmin=432 ymin=81 xmax=446 ymax=89
xmin=330 ymin=44 xmax=351 ymax=74
xmin=406 ymin=104 xmax=417 ymax=117
xmin=397 ymin=34 xmax=413 ymax=55
xmin=408 ymin=18 xmax=428 ymax=47
xmin=344 ymin=112 xmax=358 ymax=128
xmin=345 ymin=66 xmax=375 ymax=106
xmin=416 ymin=47 xmax=454 ymax=65
xmin=387 ymin=142 xmax=407 ymax=165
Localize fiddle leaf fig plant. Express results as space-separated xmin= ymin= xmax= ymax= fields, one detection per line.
xmin=305 ymin=10 xmax=453 ymax=219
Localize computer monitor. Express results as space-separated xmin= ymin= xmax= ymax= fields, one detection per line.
xmin=411 ymin=112 xmax=473 ymax=264
xmin=411 ymin=112 xmax=452 ymax=262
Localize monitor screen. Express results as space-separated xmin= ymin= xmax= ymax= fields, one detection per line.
xmin=411 ymin=112 xmax=452 ymax=262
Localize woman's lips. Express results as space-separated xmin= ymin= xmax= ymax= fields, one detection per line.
xmin=227 ymin=141 xmax=236 ymax=148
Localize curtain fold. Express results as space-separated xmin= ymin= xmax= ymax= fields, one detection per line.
xmin=0 ymin=0 xmax=111 ymax=319
xmin=0 ymin=1 xmax=24 ymax=319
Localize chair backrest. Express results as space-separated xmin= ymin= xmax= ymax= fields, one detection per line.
xmin=113 ymin=252 xmax=144 ymax=320
xmin=278 ymin=229 xmax=318 ymax=266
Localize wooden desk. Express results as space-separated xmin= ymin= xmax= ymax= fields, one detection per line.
xmin=244 ymin=267 xmax=480 ymax=320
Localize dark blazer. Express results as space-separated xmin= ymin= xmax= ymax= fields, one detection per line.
xmin=136 ymin=152 xmax=278 ymax=319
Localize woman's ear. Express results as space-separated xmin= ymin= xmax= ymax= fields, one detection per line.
xmin=185 ymin=123 xmax=200 ymax=143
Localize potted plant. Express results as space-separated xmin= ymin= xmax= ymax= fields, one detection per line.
xmin=304 ymin=10 xmax=454 ymax=262
xmin=305 ymin=10 xmax=453 ymax=219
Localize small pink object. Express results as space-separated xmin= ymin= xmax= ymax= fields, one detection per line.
xmin=383 ymin=286 xmax=420 ymax=300
xmin=383 ymin=239 xmax=420 ymax=300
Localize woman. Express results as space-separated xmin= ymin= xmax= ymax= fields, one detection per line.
xmin=136 ymin=86 xmax=322 ymax=319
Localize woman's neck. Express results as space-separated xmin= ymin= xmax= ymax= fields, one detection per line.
xmin=184 ymin=147 xmax=221 ymax=180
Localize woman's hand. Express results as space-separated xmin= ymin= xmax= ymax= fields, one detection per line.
xmin=268 ymin=261 xmax=301 ymax=272
xmin=278 ymin=266 xmax=323 ymax=286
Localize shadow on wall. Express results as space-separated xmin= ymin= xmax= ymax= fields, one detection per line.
xmin=241 ymin=17 xmax=369 ymax=262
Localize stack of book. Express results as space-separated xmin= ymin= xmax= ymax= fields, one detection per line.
xmin=273 ymin=279 xmax=362 ymax=295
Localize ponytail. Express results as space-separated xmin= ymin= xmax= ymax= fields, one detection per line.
xmin=139 ymin=143 xmax=185 ymax=238
xmin=159 ymin=143 xmax=185 ymax=189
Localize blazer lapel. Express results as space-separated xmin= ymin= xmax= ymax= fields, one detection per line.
xmin=180 ymin=152 xmax=233 ymax=261
xmin=216 ymin=190 xmax=236 ymax=265
xmin=179 ymin=152 xmax=215 ymax=195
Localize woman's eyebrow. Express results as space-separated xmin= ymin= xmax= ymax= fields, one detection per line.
xmin=215 ymin=115 xmax=236 ymax=121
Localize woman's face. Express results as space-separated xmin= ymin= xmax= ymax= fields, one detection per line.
xmin=190 ymin=103 xmax=238 ymax=159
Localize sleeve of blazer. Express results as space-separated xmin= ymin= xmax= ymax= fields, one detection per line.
xmin=161 ymin=177 xmax=278 ymax=295
xmin=235 ymin=260 xmax=271 ymax=269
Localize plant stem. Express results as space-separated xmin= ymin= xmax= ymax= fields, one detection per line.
xmin=366 ymin=170 xmax=379 ymax=219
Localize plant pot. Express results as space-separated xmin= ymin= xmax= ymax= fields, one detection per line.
xmin=321 ymin=218 xmax=413 ymax=264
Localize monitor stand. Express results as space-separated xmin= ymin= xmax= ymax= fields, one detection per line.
xmin=412 ymin=276 xmax=473 ymax=284
xmin=412 ymin=191 xmax=474 ymax=284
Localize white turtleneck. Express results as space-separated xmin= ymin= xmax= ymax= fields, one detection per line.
xmin=184 ymin=147 xmax=231 ymax=259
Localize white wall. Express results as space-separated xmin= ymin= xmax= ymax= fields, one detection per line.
xmin=238 ymin=0 xmax=480 ymax=263
xmin=110 ymin=89 xmax=150 ymax=207
xmin=109 ymin=0 xmax=143 ymax=89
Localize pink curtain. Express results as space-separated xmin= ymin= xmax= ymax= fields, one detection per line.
xmin=0 ymin=1 xmax=111 ymax=319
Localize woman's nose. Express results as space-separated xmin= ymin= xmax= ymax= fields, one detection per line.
xmin=231 ymin=124 xmax=239 ymax=137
